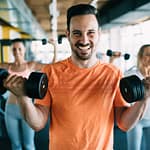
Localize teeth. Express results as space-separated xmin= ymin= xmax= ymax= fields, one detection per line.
xmin=78 ymin=46 xmax=90 ymax=50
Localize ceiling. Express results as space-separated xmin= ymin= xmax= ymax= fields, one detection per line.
xmin=0 ymin=0 xmax=149 ymax=39
xmin=24 ymin=0 xmax=108 ymax=37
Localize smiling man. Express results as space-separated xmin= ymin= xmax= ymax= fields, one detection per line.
xmin=3 ymin=4 xmax=150 ymax=150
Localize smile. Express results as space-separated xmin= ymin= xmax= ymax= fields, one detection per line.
xmin=76 ymin=44 xmax=91 ymax=51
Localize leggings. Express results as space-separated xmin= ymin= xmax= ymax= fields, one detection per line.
xmin=127 ymin=118 xmax=150 ymax=150
xmin=5 ymin=103 xmax=35 ymax=150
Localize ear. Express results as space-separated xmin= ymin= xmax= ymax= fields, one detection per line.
xmin=65 ymin=30 xmax=70 ymax=38
xmin=65 ymin=30 xmax=70 ymax=41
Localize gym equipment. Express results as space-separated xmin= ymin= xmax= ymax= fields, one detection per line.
xmin=107 ymin=50 xmax=130 ymax=60
xmin=0 ymin=68 xmax=48 ymax=99
xmin=119 ymin=75 xmax=145 ymax=103
xmin=0 ymin=69 xmax=9 ymax=95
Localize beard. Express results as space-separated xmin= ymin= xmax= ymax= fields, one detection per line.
xmin=74 ymin=50 xmax=92 ymax=60
xmin=71 ymin=42 xmax=93 ymax=60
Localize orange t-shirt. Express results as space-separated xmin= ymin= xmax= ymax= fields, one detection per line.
xmin=35 ymin=57 xmax=129 ymax=150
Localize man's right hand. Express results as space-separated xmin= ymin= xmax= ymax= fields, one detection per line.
xmin=3 ymin=74 xmax=26 ymax=97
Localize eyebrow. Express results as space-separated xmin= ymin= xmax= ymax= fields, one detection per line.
xmin=72 ymin=29 xmax=97 ymax=33
xmin=72 ymin=30 xmax=80 ymax=33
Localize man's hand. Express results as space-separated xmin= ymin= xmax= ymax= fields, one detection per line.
xmin=145 ymin=66 xmax=150 ymax=77
xmin=143 ymin=77 xmax=150 ymax=99
xmin=3 ymin=74 xmax=26 ymax=97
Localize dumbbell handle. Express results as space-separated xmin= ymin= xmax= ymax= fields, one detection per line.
xmin=0 ymin=68 xmax=48 ymax=99
xmin=106 ymin=50 xmax=121 ymax=57
xmin=111 ymin=51 xmax=121 ymax=56
xmin=107 ymin=50 xmax=130 ymax=60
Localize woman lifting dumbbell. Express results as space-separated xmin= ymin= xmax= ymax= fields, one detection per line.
xmin=0 ymin=38 xmax=57 ymax=150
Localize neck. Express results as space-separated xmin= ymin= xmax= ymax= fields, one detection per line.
xmin=71 ymin=55 xmax=99 ymax=68
xmin=14 ymin=58 xmax=26 ymax=66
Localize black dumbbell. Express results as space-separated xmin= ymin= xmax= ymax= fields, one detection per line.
xmin=0 ymin=68 xmax=48 ymax=99
xmin=0 ymin=69 xmax=9 ymax=94
xmin=119 ymin=75 xmax=145 ymax=103
xmin=106 ymin=50 xmax=130 ymax=60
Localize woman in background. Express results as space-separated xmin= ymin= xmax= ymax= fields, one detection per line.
xmin=125 ymin=44 xmax=150 ymax=150
xmin=0 ymin=38 xmax=57 ymax=150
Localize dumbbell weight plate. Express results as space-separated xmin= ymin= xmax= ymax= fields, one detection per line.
xmin=106 ymin=50 xmax=112 ymax=56
xmin=0 ymin=69 xmax=9 ymax=95
xmin=124 ymin=53 xmax=130 ymax=60
xmin=25 ymin=72 xmax=48 ymax=99
xmin=119 ymin=75 xmax=145 ymax=103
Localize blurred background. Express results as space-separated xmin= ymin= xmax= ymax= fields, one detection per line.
xmin=0 ymin=0 xmax=149 ymax=72
xmin=0 ymin=0 xmax=150 ymax=150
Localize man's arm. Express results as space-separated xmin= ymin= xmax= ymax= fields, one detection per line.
xmin=17 ymin=96 xmax=49 ymax=131
xmin=3 ymin=74 xmax=49 ymax=131
xmin=116 ymin=77 xmax=150 ymax=131
xmin=115 ymin=100 xmax=148 ymax=131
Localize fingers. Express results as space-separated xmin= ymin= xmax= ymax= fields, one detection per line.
xmin=143 ymin=77 xmax=150 ymax=98
xmin=142 ymin=56 xmax=150 ymax=77
xmin=145 ymin=66 xmax=150 ymax=77
xmin=4 ymin=74 xmax=21 ymax=87
xmin=3 ymin=74 xmax=26 ymax=96
xmin=145 ymin=77 xmax=150 ymax=84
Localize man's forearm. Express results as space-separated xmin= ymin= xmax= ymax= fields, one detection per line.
xmin=17 ymin=96 xmax=48 ymax=131
xmin=117 ymin=99 xmax=149 ymax=131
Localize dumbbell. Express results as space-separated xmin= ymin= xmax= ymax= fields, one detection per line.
xmin=0 ymin=68 xmax=48 ymax=99
xmin=107 ymin=50 xmax=130 ymax=60
xmin=119 ymin=75 xmax=145 ymax=103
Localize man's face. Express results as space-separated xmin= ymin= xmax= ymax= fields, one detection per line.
xmin=66 ymin=14 xmax=100 ymax=60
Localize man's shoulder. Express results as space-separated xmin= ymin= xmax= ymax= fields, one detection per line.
xmin=96 ymin=61 xmax=122 ymax=78
xmin=99 ymin=61 xmax=120 ymax=72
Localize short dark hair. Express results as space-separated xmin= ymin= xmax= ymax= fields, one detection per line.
xmin=67 ymin=4 xmax=100 ymax=30
xmin=11 ymin=38 xmax=25 ymax=45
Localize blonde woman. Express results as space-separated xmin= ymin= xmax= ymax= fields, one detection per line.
xmin=125 ymin=44 xmax=150 ymax=150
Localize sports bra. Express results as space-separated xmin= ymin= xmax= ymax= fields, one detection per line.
xmin=8 ymin=64 xmax=31 ymax=78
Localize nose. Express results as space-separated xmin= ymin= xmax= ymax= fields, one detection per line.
xmin=13 ymin=48 xmax=21 ymax=55
xmin=80 ymin=33 xmax=89 ymax=44
xmin=15 ymin=48 xmax=20 ymax=53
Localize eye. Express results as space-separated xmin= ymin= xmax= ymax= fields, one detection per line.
xmin=143 ymin=53 xmax=150 ymax=57
xmin=87 ymin=31 xmax=96 ymax=37
xmin=12 ymin=48 xmax=17 ymax=52
xmin=72 ymin=31 xmax=81 ymax=37
xmin=19 ymin=48 xmax=22 ymax=51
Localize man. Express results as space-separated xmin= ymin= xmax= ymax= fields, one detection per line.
xmin=3 ymin=4 xmax=150 ymax=150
